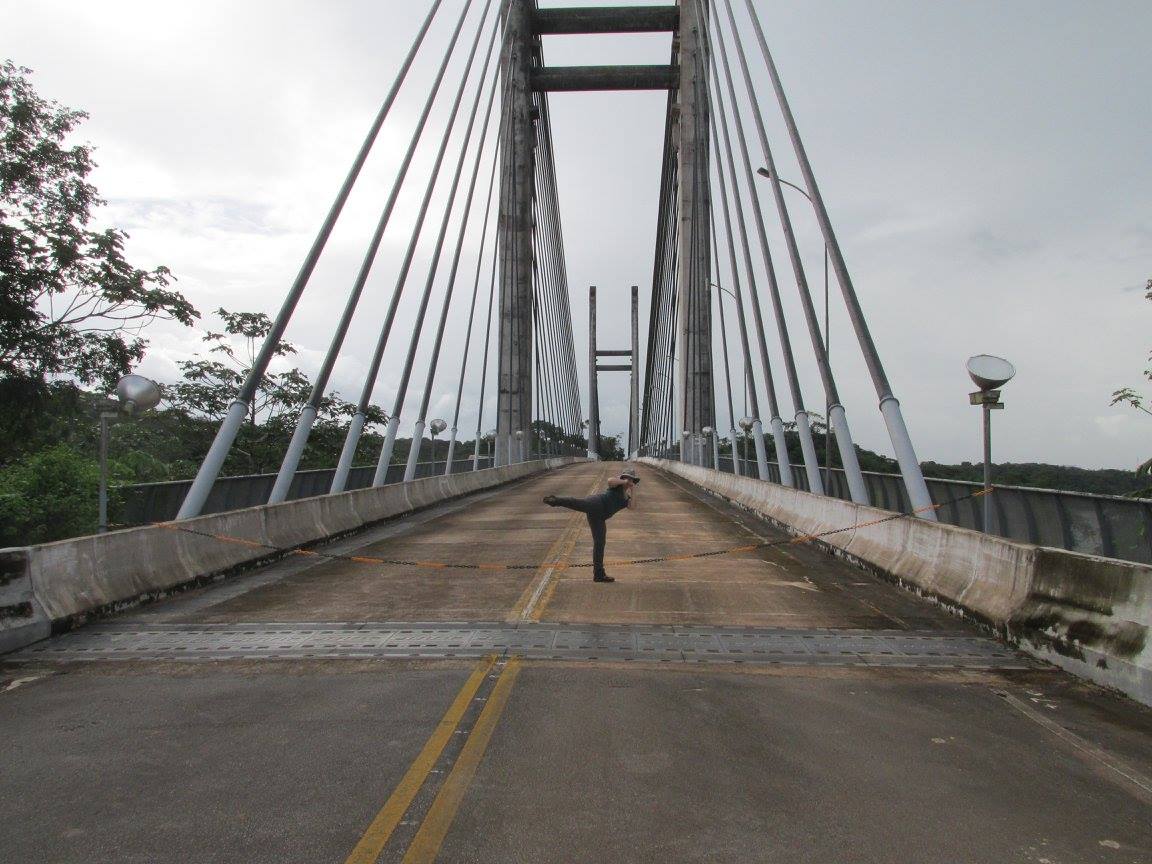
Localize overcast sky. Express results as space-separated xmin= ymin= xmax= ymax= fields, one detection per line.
xmin=5 ymin=0 xmax=1150 ymax=470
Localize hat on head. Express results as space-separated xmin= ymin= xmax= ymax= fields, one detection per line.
xmin=620 ymin=469 xmax=640 ymax=484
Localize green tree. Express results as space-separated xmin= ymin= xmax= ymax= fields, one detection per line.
xmin=166 ymin=307 xmax=386 ymax=474
xmin=0 ymin=443 xmax=130 ymax=545
xmin=169 ymin=308 xmax=311 ymax=428
xmin=0 ymin=61 xmax=196 ymax=390
xmin=1110 ymin=278 xmax=1152 ymax=490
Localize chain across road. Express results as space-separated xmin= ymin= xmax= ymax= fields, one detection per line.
xmin=153 ymin=488 xmax=992 ymax=573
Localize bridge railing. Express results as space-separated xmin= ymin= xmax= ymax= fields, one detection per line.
xmin=653 ymin=448 xmax=1152 ymax=565
xmin=118 ymin=457 xmax=499 ymax=525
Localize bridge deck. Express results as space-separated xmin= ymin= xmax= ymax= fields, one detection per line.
xmin=3 ymin=463 xmax=1151 ymax=862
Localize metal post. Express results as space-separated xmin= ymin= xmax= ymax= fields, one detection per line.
xmin=98 ymin=410 xmax=112 ymax=534
xmin=983 ymin=402 xmax=992 ymax=532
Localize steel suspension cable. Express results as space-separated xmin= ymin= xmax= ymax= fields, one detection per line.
xmin=738 ymin=0 xmax=936 ymax=517
xmin=403 ymin=31 xmax=507 ymax=482
xmin=706 ymin=43 xmax=790 ymax=484
xmin=269 ymin=1 xmax=480 ymax=503
xmin=698 ymin=2 xmax=821 ymax=492
xmin=714 ymin=0 xmax=870 ymax=503
xmin=177 ymin=0 xmax=446 ymax=519
xmin=709 ymin=210 xmax=740 ymax=475
xmin=534 ymin=99 xmax=580 ymax=439
xmin=382 ymin=13 xmax=504 ymax=483
xmin=444 ymin=98 xmax=506 ymax=474
xmin=329 ymin=0 xmax=497 ymax=491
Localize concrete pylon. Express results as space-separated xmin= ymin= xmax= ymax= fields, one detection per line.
xmin=675 ymin=0 xmax=715 ymax=460
xmin=588 ymin=285 xmax=601 ymax=459
xmin=629 ymin=284 xmax=640 ymax=457
xmin=496 ymin=0 xmax=536 ymax=465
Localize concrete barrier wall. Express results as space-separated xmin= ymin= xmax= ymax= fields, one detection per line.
xmin=1 ymin=458 xmax=579 ymax=652
xmin=700 ymin=453 xmax=1152 ymax=565
xmin=645 ymin=458 xmax=1152 ymax=707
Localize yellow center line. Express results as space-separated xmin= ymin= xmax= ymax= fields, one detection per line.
xmin=402 ymin=658 xmax=524 ymax=864
xmin=343 ymin=654 xmax=497 ymax=864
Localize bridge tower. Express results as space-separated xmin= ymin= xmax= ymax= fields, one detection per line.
xmin=495 ymin=0 xmax=536 ymax=465
xmin=672 ymin=0 xmax=716 ymax=460
xmin=495 ymin=0 xmax=704 ymax=465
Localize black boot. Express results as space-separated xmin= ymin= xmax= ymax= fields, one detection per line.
xmin=593 ymin=571 xmax=615 ymax=583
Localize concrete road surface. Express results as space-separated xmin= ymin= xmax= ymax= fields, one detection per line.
xmin=3 ymin=462 xmax=1150 ymax=863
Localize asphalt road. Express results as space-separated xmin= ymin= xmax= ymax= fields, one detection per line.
xmin=3 ymin=462 xmax=1150 ymax=863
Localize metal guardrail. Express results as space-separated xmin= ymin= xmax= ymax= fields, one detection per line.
xmin=118 ymin=457 xmax=501 ymax=525
xmin=650 ymin=448 xmax=1152 ymax=566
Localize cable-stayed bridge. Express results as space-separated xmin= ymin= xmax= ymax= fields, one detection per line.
xmin=2 ymin=3 xmax=1150 ymax=862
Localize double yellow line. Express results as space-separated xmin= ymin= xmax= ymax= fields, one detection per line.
xmin=344 ymin=655 xmax=522 ymax=864
xmin=345 ymin=469 xmax=607 ymax=862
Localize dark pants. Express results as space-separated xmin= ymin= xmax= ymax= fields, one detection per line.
xmin=550 ymin=496 xmax=610 ymax=578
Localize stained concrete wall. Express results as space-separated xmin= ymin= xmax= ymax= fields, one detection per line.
xmin=0 ymin=458 xmax=579 ymax=653
xmin=644 ymin=459 xmax=1152 ymax=708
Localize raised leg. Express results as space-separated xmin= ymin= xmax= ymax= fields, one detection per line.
xmin=546 ymin=495 xmax=597 ymax=514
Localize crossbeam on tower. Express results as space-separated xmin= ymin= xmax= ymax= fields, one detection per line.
xmin=533 ymin=5 xmax=679 ymax=35
xmin=532 ymin=65 xmax=677 ymax=92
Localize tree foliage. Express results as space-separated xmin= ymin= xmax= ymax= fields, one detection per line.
xmin=0 ymin=60 xmax=196 ymax=390
xmin=0 ymin=443 xmax=129 ymax=546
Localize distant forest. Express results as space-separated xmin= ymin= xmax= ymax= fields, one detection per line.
xmin=919 ymin=461 xmax=1149 ymax=498
xmin=754 ymin=430 xmax=1149 ymax=499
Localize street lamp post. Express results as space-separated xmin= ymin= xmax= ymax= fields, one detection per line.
xmin=98 ymin=375 xmax=162 ymax=534
xmin=967 ymin=355 xmax=1015 ymax=533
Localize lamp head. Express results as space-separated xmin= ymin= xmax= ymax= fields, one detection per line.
xmin=429 ymin=419 xmax=447 ymax=435
xmin=966 ymin=355 xmax=1015 ymax=392
xmin=114 ymin=374 xmax=161 ymax=416
xmin=738 ymin=416 xmax=755 ymax=432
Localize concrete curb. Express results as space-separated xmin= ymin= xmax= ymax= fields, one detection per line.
xmin=644 ymin=459 xmax=1152 ymax=707
xmin=0 ymin=458 xmax=580 ymax=653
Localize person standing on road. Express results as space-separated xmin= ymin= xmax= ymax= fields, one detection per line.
xmin=543 ymin=469 xmax=639 ymax=583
